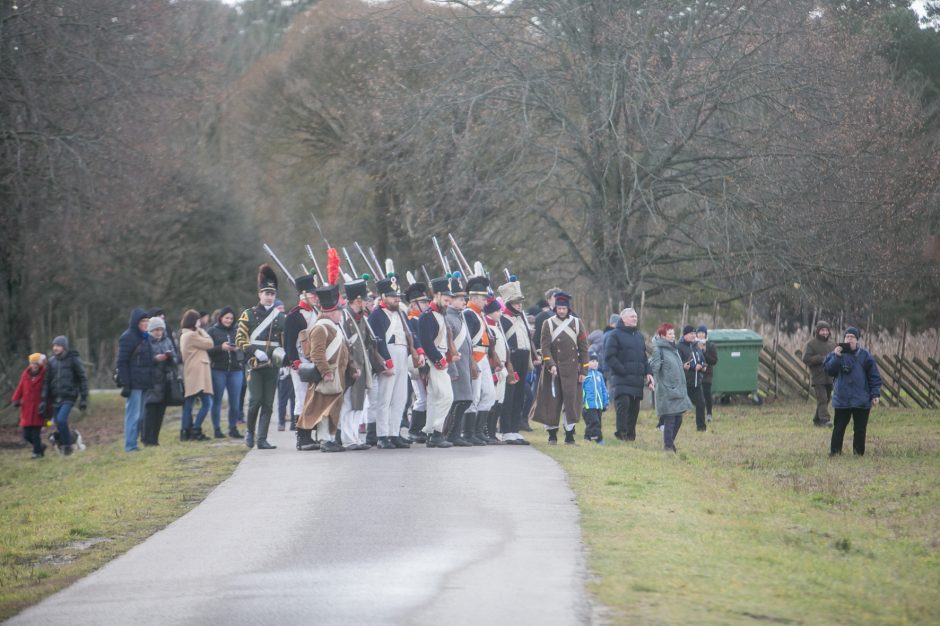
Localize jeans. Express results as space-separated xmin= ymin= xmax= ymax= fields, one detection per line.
xmin=183 ymin=392 xmax=213 ymax=431
xmin=831 ymin=407 xmax=870 ymax=455
xmin=212 ymin=369 xmax=244 ymax=432
xmin=614 ymin=394 xmax=641 ymax=440
xmin=662 ymin=413 xmax=683 ymax=450
xmin=123 ymin=391 xmax=143 ymax=451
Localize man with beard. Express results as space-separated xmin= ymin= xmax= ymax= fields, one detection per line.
xmin=803 ymin=321 xmax=835 ymax=427
xmin=531 ymin=292 xmax=589 ymax=445
xmin=497 ymin=276 xmax=533 ymax=445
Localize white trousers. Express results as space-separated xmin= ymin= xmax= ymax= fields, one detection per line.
xmin=340 ymin=392 xmax=364 ymax=446
xmin=468 ymin=356 xmax=497 ymax=414
xmin=424 ymin=363 xmax=454 ymax=433
xmin=366 ymin=375 xmax=381 ymax=425
xmin=375 ymin=344 xmax=410 ymax=437
xmin=411 ymin=374 xmax=428 ymax=411
xmin=290 ymin=369 xmax=307 ymax=417
xmin=494 ymin=369 xmax=507 ymax=404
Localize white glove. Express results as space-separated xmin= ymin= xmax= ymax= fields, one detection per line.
xmin=254 ymin=349 xmax=269 ymax=363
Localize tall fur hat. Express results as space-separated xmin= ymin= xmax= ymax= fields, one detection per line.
xmin=257 ymin=264 xmax=278 ymax=293
xmin=497 ymin=275 xmax=524 ymax=303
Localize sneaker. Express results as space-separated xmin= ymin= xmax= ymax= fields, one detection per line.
xmin=658 ymin=425 xmax=665 ymax=432
xmin=277 ymin=424 xmax=286 ymax=432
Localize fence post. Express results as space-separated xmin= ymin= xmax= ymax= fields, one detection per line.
xmin=896 ymin=321 xmax=908 ymax=403
xmin=773 ymin=302 xmax=781 ymax=398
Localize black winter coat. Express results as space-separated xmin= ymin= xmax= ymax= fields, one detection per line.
xmin=604 ymin=321 xmax=651 ymax=399
xmin=677 ymin=339 xmax=705 ymax=388
xmin=207 ymin=322 xmax=245 ymax=371
xmin=117 ymin=308 xmax=154 ymax=390
xmin=43 ymin=350 xmax=89 ymax=406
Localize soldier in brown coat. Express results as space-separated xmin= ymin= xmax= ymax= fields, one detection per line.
xmin=530 ymin=292 xmax=589 ymax=445
xmin=802 ymin=320 xmax=834 ymax=427
xmin=297 ymin=283 xmax=359 ymax=452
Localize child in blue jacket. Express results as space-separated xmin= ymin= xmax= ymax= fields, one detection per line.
xmin=582 ymin=350 xmax=609 ymax=444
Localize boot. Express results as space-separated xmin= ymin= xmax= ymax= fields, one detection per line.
xmin=228 ymin=427 xmax=242 ymax=439
xmin=461 ymin=411 xmax=482 ymax=445
xmin=366 ymin=422 xmax=378 ymax=447
xmin=409 ymin=410 xmax=428 ymax=443
xmin=296 ymin=428 xmax=318 ymax=451
xmin=289 ymin=416 xmax=297 ymax=431
xmin=256 ymin=411 xmax=277 ymax=449
xmin=427 ymin=431 xmax=454 ymax=448
xmin=392 ymin=436 xmax=412 ymax=448
xmin=213 ymin=428 xmax=226 ymax=439
xmin=564 ymin=427 xmax=577 ymax=446
xmin=471 ymin=411 xmax=489 ymax=445
xmin=320 ymin=438 xmax=344 ymax=452
xmin=245 ymin=431 xmax=255 ymax=448
xmin=191 ymin=427 xmax=209 ymax=442
xmin=377 ymin=436 xmax=396 ymax=449
xmin=447 ymin=406 xmax=473 ymax=447
xmin=485 ymin=408 xmax=501 ymax=444
xmin=547 ymin=429 xmax=558 ymax=445
xmin=180 ymin=428 xmax=191 ymax=442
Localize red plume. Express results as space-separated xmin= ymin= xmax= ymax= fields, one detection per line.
xmin=327 ymin=248 xmax=340 ymax=286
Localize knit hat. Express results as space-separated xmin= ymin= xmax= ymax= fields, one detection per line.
xmin=52 ymin=335 xmax=69 ymax=350
xmin=697 ymin=324 xmax=708 ymax=335
xmin=148 ymin=317 xmax=166 ymax=332
xmin=682 ymin=325 xmax=696 ymax=336
xmin=844 ymin=326 xmax=861 ymax=340
xmin=28 ymin=353 xmax=43 ymax=365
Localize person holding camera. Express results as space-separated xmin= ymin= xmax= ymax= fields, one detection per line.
xmin=823 ymin=326 xmax=882 ymax=456
xmin=117 ymin=309 xmax=152 ymax=452
xmin=208 ymin=306 xmax=246 ymax=439
xmin=142 ymin=316 xmax=179 ymax=446
xmin=180 ymin=309 xmax=215 ymax=441
xmin=677 ymin=325 xmax=707 ymax=432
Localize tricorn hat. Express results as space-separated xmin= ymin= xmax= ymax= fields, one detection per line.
xmin=466 ymin=275 xmax=490 ymax=296
xmin=497 ymin=275 xmax=524 ymax=303
xmin=257 ymin=264 xmax=278 ymax=293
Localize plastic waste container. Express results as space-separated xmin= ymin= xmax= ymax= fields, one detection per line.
xmin=706 ymin=329 xmax=764 ymax=404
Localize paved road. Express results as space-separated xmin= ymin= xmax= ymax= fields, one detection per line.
xmin=8 ymin=427 xmax=592 ymax=625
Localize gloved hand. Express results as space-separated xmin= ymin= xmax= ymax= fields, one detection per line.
xmin=292 ymin=360 xmax=301 ymax=370
xmin=254 ymin=350 xmax=269 ymax=363
xmin=385 ymin=359 xmax=394 ymax=370
xmin=512 ymin=371 xmax=520 ymax=383
xmin=121 ymin=387 xmax=131 ymax=398
xmin=79 ymin=400 xmax=88 ymax=411
xmin=13 ymin=400 xmax=21 ymax=407
xmin=493 ymin=374 xmax=499 ymax=384
xmin=435 ymin=357 xmax=448 ymax=370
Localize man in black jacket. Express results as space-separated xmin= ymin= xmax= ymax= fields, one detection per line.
xmin=678 ymin=325 xmax=707 ymax=432
xmin=604 ymin=308 xmax=654 ymax=441
xmin=41 ymin=335 xmax=89 ymax=456
xmin=117 ymin=309 xmax=153 ymax=452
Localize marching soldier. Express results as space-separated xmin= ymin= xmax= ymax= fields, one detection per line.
xmin=404 ymin=275 xmax=431 ymax=442
xmin=236 ymin=264 xmax=287 ymax=450
xmin=530 ymin=292 xmax=589 ymax=445
xmin=337 ymin=274 xmax=381 ymax=450
xmin=297 ymin=279 xmax=359 ymax=452
xmin=484 ymin=297 xmax=515 ymax=444
xmin=463 ymin=275 xmax=497 ymax=445
xmin=418 ymin=276 xmax=455 ymax=448
xmin=284 ymin=272 xmax=318 ymax=433
xmin=497 ymin=276 xmax=533 ymax=445
xmin=444 ymin=273 xmax=476 ymax=447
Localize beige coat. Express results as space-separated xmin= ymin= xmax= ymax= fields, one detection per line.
xmin=299 ymin=316 xmax=358 ymax=433
xmin=180 ymin=328 xmax=214 ymax=397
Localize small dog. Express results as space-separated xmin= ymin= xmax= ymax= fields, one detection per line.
xmin=48 ymin=430 xmax=87 ymax=455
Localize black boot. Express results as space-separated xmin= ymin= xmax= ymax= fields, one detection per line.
xmin=427 ymin=431 xmax=454 ymax=448
xmin=289 ymin=415 xmax=297 ymax=431
xmin=180 ymin=428 xmax=191 ymax=442
xmin=296 ymin=428 xmax=318 ymax=451
xmin=565 ymin=427 xmax=577 ymax=445
xmin=473 ymin=411 xmax=490 ymax=445
xmin=320 ymin=438 xmax=344 ymax=452
xmin=409 ymin=410 xmax=428 ymax=443
xmin=245 ymin=431 xmax=255 ymax=448
xmin=366 ymin=422 xmax=378 ymax=447
xmin=228 ymin=427 xmax=243 ymax=438
xmin=463 ymin=411 xmax=485 ymax=445
xmin=447 ymin=404 xmax=473 ymax=447
xmin=256 ymin=411 xmax=277 ymax=449
xmin=392 ymin=436 xmax=412 ymax=448
xmin=485 ymin=407 xmax=501 ymax=444
xmin=547 ymin=429 xmax=558 ymax=445
xmin=213 ymin=428 xmax=226 ymax=439
xmin=191 ymin=427 xmax=209 ymax=442
xmin=376 ymin=436 xmax=396 ymax=449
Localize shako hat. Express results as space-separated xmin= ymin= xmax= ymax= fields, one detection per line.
xmin=497 ymin=275 xmax=524 ymax=303
xmin=431 ymin=275 xmax=452 ymax=297
xmin=344 ymin=273 xmax=370 ymax=301
xmin=376 ymin=274 xmax=403 ymax=297
xmin=295 ymin=272 xmax=317 ymax=294
xmin=553 ymin=291 xmax=572 ymax=308
xmin=483 ymin=298 xmax=502 ymax=315
xmin=316 ymin=285 xmax=340 ymax=312
xmin=466 ymin=275 xmax=490 ymax=296
xmin=403 ymin=271 xmax=428 ymax=303
xmin=448 ymin=271 xmax=466 ymax=297
xmin=257 ymin=264 xmax=278 ymax=293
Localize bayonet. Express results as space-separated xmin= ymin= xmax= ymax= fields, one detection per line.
xmin=263 ymin=244 xmax=297 ymax=287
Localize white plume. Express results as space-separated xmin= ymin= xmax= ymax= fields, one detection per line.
xmin=385 ymin=258 xmax=395 ymax=275
xmin=473 ymin=261 xmax=485 ymax=277
xmin=406 ymin=271 xmax=417 ymax=284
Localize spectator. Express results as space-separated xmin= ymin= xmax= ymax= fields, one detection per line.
xmin=648 ymin=323 xmax=692 ymax=453
xmin=207 ymin=306 xmax=245 ymax=439
xmin=142 ymin=317 xmax=179 ymax=446
xmin=802 ymin=321 xmax=834 ymax=427
xmin=697 ymin=325 xmax=719 ymax=423
xmin=148 ymin=308 xmax=178 ymax=355
xmin=531 ymin=289 xmax=562 ymax=348
xmin=824 ymin=326 xmax=882 ymax=456
xmin=581 ymin=350 xmax=609 ymax=444
xmin=179 ymin=309 xmax=214 ymax=441
xmin=42 ymin=335 xmax=89 ymax=456
xmin=12 ymin=353 xmax=48 ymax=459
xmin=587 ymin=329 xmax=606 ymax=370
xmin=677 ymin=325 xmax=708 ymax=432
xmin=604 ymin=308 xmax=654 ymax=441
xmin=117 ymin=308 xmax=152 ymax=452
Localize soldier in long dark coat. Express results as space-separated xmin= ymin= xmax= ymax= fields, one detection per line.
xmin=443 ymin=273 xmax=477 ymax=446
xmin=530 ymin=292 xmax=589 ymax=445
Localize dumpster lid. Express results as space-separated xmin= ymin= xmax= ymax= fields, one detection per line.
xmin=706 ymin=329 xmax=764 ymax=343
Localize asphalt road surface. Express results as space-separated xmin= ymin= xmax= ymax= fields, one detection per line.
xmin=8 ymin=426 xmax=592 ymax=625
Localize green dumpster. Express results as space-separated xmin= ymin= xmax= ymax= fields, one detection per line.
xmin=706 ymin=329 xmax=764 ymax=400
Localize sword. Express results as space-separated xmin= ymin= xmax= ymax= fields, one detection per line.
xmin=263 ymin=244 xmax=297 ymax=288
xmin=305 ymin=244 xmax=324 ymax=281
xmin=551 ymin=370 xmax=557 ymax=398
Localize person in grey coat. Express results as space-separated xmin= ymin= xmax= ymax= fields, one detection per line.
xmin=649 ymin=323 xmax=692 ymax=453
xmin=444 ymin=275 xmax=476 ymax=446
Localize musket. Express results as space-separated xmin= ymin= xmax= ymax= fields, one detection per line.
xmin=310 ymin=212 xmax=331 ymax=249
xmin=448 ymin=233 xmax=474 ymax=276
xmin=431 ymin=236 xmax=450 ymax=274
xmin=448 ymin=248 xmax=467 ymax=277
xmin=368 ymin=247 xmax=386 ymax=279
xmin=354 ymin=242 xmax=379 ymax=278
xmin=342 ymin=247 xmax=359 ymax=277
xmin=421 ymin=265 xmax=432 ymax=286
xmin=305 ymin=244 xmax=324 ymax=281
xmin=263 ymin=244 xmax=297 ymax=288
xmin=504 ymin=267 xmax=511 ymax=281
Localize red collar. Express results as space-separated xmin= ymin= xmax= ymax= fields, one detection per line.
xmin=299 ymin=301 xmax=313 ymax=312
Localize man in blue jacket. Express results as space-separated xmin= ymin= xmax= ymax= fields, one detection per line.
xmin=824 ymin=326 xmax=882 ymax=456
xmin=604 ymin=308 xmax=654 ymax=441
xmin=117 ymin=308 xmax=153 ymax=452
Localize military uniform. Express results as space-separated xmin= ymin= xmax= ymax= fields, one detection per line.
xmin=418 ymin=276 xmax=456 ymax=448
xmin=283 ymin=273 xmax=318 ymax=431
xmin=497 ymin=277 xmax=533 ymax=444
xmin=338 ymin=277 xmax=379 ymax=450
xmin=462 ymin=276 xmax=497 ymax=445
xmin=235 ymin=265 xmax=287 ymax=449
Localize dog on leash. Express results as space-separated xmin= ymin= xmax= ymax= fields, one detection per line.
xmin=48 ymin=430 xmax=87 ymax=455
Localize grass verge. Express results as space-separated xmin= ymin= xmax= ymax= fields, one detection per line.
xmin=532 ymin=402 xmax=940 ymax=625
xmin=0 ymin=391 xmax=246 ymax=621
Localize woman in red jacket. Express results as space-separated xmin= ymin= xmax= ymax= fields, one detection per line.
xmin=11 ymin=353 xmax=48 ymax=458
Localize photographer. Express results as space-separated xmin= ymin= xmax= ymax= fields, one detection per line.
xmin=823 ymin=327 xmax=882 ymax=456
xmin=677 ymin=325 xmax=707 ymax=432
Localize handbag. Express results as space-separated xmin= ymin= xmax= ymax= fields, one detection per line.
xmin=166 ymin=368 xmax=185 ymax=407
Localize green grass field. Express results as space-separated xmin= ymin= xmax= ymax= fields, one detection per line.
xmin=532 ymin=403 xmax=940 ymax=625
xmin=0 ymin=392 xmax=246 ymax=621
